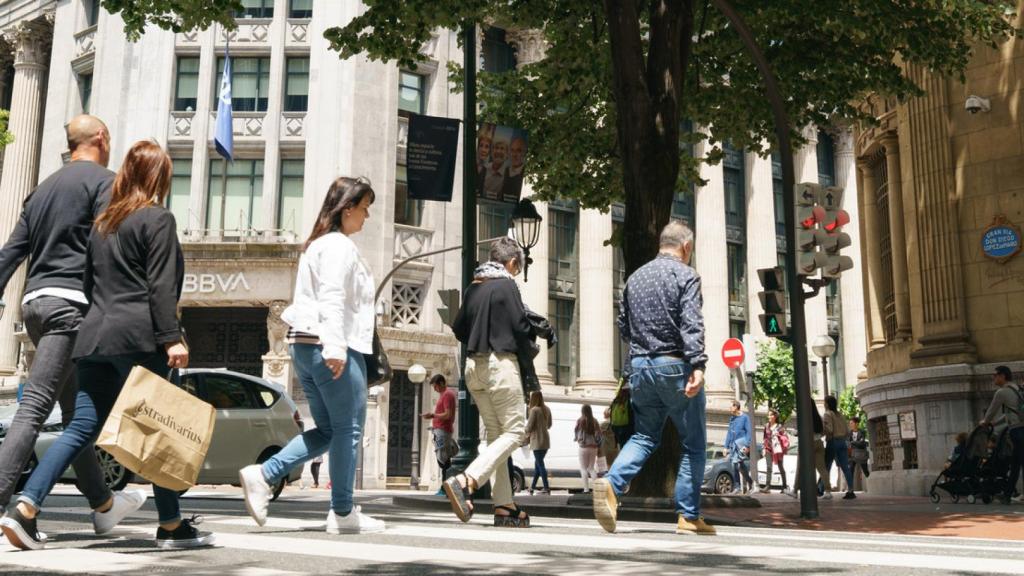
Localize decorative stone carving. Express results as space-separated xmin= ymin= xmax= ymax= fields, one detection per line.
xmin=222 ymin=22 xmax=270 ymax=45
xmin=281 ymin=114 xmax=305 ymax=139
xmin=288 ymin=22 xmax=309 ymax=45
xmin=267 ymin=300 xmax=289 ymax=355
xmin=506 ymin=29 xmax=546 ymax=66
xmin=181 ymin=29 xmax=200 ymax=44
xmin=419 ymin=33 xmax=439 ymax=59
xmin=393 ymin=224 xmax=433 ymax=261
xmin=170 ymin=112 xmax=194 ymax=138
xmin=73 ymin=26 xmax=96 ymax=60
xmin=3 ymin=21 xmax=51 ymax=69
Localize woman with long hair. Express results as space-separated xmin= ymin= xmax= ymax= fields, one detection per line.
xmin=762 ymin=409 xmax=789 ymax=493
xmin=239 ymin=177 xmax=384 ymax=534
xmin=525 ymin=391 xmax=552 ymax=494
xmin=575 ymin=404 xmax=602 ymax=493
xmin=1 ymin=141 xmax=212 ymax=550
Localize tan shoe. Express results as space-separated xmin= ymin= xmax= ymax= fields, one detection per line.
xmin=676 ymin=515 xmax=716 ymax=535
xmin=592 ymin=478 xmax=618 ymax=533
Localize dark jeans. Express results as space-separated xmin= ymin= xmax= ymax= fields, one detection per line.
xmin=531 ymin=449 xmax=549 ymax=491
xmin=19 ymin=352 xmax=181 ymax=523
xmin=0 ymin=297 xmax=109 ymax=509
xmin=1005 ymin=427 xmax=1024 ymax=498
xmin=824 ymin=437 xmax=855 ymax=492
xmin=310 ymin=462 xmax=321 ymax=485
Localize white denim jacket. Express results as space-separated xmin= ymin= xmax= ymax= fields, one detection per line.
xmin=281 ymin=232 xmax=375 ymax=360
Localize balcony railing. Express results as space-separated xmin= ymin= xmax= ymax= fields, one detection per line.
xmin=393 ymin=224 xmax=434 ymax=261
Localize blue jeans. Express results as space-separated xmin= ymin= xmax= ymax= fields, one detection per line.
xmin=261 ymin=345 xmax=366 ymax=515
xmin=825 ymin=437 xmax=854 ymax=491
xmin=19 ymin=352 xmax=181 ymax=523
xmin=531 ymin=449 xmax=549 ymax=491
xmin=605 ymin=356 xmax=706 ymax=520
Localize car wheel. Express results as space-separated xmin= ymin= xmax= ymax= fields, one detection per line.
xmin=257 ymin=448 xmax=286 ymax=501
xmin=14 ymin=454 xmax=37 ymax=493
xmin=714 ymin=472 xmax=734 ymax=495
xmin=511 ymin=467 xmax=526 ymax=493
xmin=96 ymin=447 xmax=131 ymax=491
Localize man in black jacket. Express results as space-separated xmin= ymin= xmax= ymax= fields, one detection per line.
xmin=0 ymin=116 xmax=145 ymax=536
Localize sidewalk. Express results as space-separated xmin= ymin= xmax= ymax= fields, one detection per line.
xmin=394 ymin=490 xmax=1024 ymax=540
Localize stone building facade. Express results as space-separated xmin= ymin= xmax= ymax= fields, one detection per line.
xmin=0 ymin=0 xmax=867 ymax=490
xmin=854 ymin=1 xmax=1024 ymax=495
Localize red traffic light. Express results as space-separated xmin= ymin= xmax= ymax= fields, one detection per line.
xmin=823 ymin=209 xmax=850 ymax=232
xmin=800 ymin=206 xmax=825 ymax=229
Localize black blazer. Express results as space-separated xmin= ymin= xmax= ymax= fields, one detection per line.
xmin=452 ymin=277 xmax=532 ymax=357
xmin=73 ymin=205 xmax=184 ymax=359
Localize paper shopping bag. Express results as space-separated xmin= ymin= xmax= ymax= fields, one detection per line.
xmin=96 ymin=366 xmax=216 ymax=491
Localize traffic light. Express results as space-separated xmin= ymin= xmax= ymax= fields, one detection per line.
xmin=757 ymin=267 xmax=788 ymax=337
xmin=794 ymin=183 xmax=823 ymax=276
xmin=436 ymin=288 xmax=460 ymax=328
xmin=816 ymin=187 xmax=854 ymax=278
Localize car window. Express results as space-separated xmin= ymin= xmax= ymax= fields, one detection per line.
xmin=179 ymin=375 xmax=200 ymax=397
xmin=203 ymin=375 xmax=260 ymax=409
xmin=247 ymin=383 xmax=279 ymax=409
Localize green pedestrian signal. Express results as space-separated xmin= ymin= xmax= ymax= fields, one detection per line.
xmin=765 ymin=315 xmax=783 ymax=336
xmin=757 ymin=267 xmax=788 ymax=338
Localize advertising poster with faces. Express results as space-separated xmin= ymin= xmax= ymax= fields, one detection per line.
xmin=476 ymin=123 xmax=529 ymax=204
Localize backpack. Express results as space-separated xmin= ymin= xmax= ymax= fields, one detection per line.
xmin=1009 ymin=384 xmax=1024 ymax=418
xmin=778 ymin=429 xmax=791 ymax=454
xmin=610 ymin=401 xmax=630 ymax=426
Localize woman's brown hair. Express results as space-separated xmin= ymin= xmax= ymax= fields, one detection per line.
xmin=304 ymin=176 xmax=376 ymax=251
xmin=578 ymin=404 xmax=599 ymax=436
xmin=95 ymin=140 xmax=172 ymax=235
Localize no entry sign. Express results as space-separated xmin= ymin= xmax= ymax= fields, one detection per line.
xmin=721 ymin=338 xmax=745 ymax=370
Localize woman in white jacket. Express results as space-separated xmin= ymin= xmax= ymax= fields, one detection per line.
xmin=238 ymin=177 xmax=383 ymax=534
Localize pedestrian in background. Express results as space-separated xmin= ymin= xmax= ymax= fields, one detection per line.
xmin=239 ymin=177 xmax=385 ymax=534
xmin=0 ymin=116 xmax=144 ymax=544
xmin=724 ymin=400 xmax=754 ymax=494
xmin=593 ymin=221 xmax=714 ymax=536
xmin=446 ymin=237 xmax=532 ymax=528
xmin=763 ymin=409 xmax=789 ymax=493
xmin=1 ymin=141 xmax=212 ymax=550
xmin=422 ymin=373 xmax=457 ymax=492
xmin=310 ymin=455 xmax=323 ymax=489
xmin=979 ymin=366 xmax=1024 ymax=504
xmin=823 ymin=395 xmax=856 ymax=499
xmin=606 ymin=381 xmax=634 ymax=449
xmin=848 ymin=416 xmax=870 ymax=487
xmin=525 ymin=390 xmax=552 ymax=495
xmin=575 ymin=404 xmax=602 ymax=493
xmin=785 ymin=402 xmax=832 ymax=500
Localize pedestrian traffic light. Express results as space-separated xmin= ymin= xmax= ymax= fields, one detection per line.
xmin=757 ymin=267 xmax=788 ymax=337
xmin=436 ymin=288 xmax=460 ymax=328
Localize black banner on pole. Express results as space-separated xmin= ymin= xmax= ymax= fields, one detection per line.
xmin=407 ymin=113 xmax=460 ymax=202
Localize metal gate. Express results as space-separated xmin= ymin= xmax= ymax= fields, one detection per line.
xmin=387 ymin=370 xmax=416 ymax=477
xmin=181 ymin=307 xmax=269 ymax=377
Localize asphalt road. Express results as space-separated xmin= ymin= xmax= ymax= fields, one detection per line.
xmin=0 ymin=484 xmax=1022 ymax=575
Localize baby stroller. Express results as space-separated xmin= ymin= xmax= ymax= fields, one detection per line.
xmin=930 ymin=425 xmax=1012 ymax=504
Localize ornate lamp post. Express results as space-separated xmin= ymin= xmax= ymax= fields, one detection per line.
xmin=407 ymin=363 xmax=427 ymax=490
xmin=811 ymin=335 xmax=837 ymax=398
xmin=511 ymin=198 xmax=543 ymax=281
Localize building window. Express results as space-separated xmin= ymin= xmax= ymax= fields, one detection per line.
xmin=548 ymin=203 xmax=578 ymax=295
xmin=207 ymin=159 xmax=264 ymax=231
xmin=870 ymin=417 xmax=893 ymax=471
xmin=168 ymin=159 xmax=192 ymax=232
xmin=278 ymin=159 xmax=303 ymax=234
xmin=672 ymin=192 xmax=696 ymax=226
xmin=902 ymin=439 xmax=918 ymax=470
xmin=772 ymin=152 xmax=786 ymax=246
xmin=288 ymin=0 xmax=313 ymax=19
xmin=283 ymin=57 xmax=309 ymax=112
xmin=85 ymin=0 xmax=100 ymax=27
xmin=217 ymin=57 xmax=271 ymax=112
xmin=874 ymin=157 xmax=897 ymax=341
xmin=728 ymin=243 xmax=746 ymax=306
xmin=817 ymin=130 xmax=836 ymax=187
xmin=723 ymin=144 xmax=745 ymax=229
xmin=482 ymin=27 xmax=516 ymax=73
xmin=394 ymin=165 xmax=424 ymax=227
xmin=174 ymin=56 xmax=200 ymax=111
xmin=399 ymin=71 xmax=425 ymax=116
xmin=391 ymin=282 xmax=425 ymax=328
xmin=78 ymin=73 xmax=92 ymax=114
xmin=237 ymin=0 xmax=273 ymax=18
xmin=548 ymin=297 xmax=575 ymax=386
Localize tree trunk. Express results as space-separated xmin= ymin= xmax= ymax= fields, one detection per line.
xmin=603 ymin=0 xmax=694 ymax=498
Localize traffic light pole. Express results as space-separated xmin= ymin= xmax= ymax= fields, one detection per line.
xmin=711 ymin=0 xmax=818 ymax=518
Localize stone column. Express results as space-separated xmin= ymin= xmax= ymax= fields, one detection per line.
xmin=520 ymin=199 xmax=553 ymax=386
xmin=575 ymin=208 xmax=615 ymax=388
xmin=745 ymin=150 xmax=778 ymax=338
xmin=0 ymin=48 xmax=12 ymax=177
xmin=695 ymin=143 xmax=730 ymax=398
xmin=0 ymin=22 xmax=50 ymax=375
xmin=857 ymin=157 xmax=887 ymax=349
xmin=880 ymin=132 xmax=911 ymax=340
xmin=834 ymin=131 xmax=868 ymax=383
xmin=259 ymin=0 xmax=289 ymax=235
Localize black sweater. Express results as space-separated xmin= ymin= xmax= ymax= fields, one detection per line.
xmin=0 ymin=161 xmax=113 ymax=297
xmin=73 ymin=206 xmax=184 ymax=359
xmin=452 ymin=277 xmax=532 ymax=356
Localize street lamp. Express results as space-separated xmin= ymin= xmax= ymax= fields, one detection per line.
xmin=407 ymin=363 xmax=427 ymax=490
xmin=811 ymin=334 xmax=837 ymax=398
xmin=511 ymin=198 xmax=543 ymax=282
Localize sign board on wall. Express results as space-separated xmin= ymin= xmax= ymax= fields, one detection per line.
xmin=898 ymin=411 xmax=917 ymax=440
xmin=981 ymin=215 xmax=1021 ymax=264
xmin=181 ymin=266 xmax=294 ymax=304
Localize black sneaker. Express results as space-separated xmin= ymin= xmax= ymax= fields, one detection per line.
xmin=155 ymin=515 xmax=216 ymax=549
xmin=0 ymin=506 xmax=47 ymax=550
xmin=843 ymin=491 xmax=856 ymax=500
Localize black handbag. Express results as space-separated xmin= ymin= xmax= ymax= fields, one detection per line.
xmin=364 ymin=328 xmax=392 ymax=387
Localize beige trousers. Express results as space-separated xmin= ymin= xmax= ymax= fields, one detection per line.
xmin=793 ymin=435 xmax=831 ymax=494
xmin=464 ymin=352 xmax=526 ymax=507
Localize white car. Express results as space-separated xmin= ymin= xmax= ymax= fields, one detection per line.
xmin=0 ymin=369 xmax=304 ymax=499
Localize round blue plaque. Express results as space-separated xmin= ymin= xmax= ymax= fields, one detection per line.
xmin=982 ymin=218 xmax=1021 ymax=263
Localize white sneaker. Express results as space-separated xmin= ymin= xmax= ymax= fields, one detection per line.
xmin=93 ymin=489 xmax=147 ymax=535
xmin=822 ymin=491 xmax=833 ymax=500
xmin=326 ymin=506 xmax=385 ymax=534
xmin=239 ymin=465 xmax=272 ymax=526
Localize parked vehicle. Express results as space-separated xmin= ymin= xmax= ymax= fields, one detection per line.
xmin=701 ymin=445 xmax=737 ymax=494
xmin=0 ymin=369 xmax=304 ymax=499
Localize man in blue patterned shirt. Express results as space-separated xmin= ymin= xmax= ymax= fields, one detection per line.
xmin=593 ymin=220 xmax=713 ymax=536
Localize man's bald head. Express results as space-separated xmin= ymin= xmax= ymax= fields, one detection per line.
xmin=66 ymin=115 xmax=110 ymax=166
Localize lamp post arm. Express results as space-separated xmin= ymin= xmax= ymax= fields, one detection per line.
xmin=374 ymin=236 xmax=507 ymax=304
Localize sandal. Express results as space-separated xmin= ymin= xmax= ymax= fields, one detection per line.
xmin=443 ymin=475 xmax=474 ymax=523
xmin=493 ymin=504 xmax=530 ymax=528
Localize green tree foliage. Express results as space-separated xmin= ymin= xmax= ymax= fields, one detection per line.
xmin=101 ymin=1 xmax=240 ymax=40
xmin=0 ymin=110 xmax=14 ymax=150
xmin=839 ymin=384 xmax=866 ymax=430
xmin=753 ymin=340 xmax=796 ymax=424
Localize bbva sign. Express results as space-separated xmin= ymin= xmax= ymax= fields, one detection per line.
xmin=182 ymin=272 xmax=251 ymax=294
